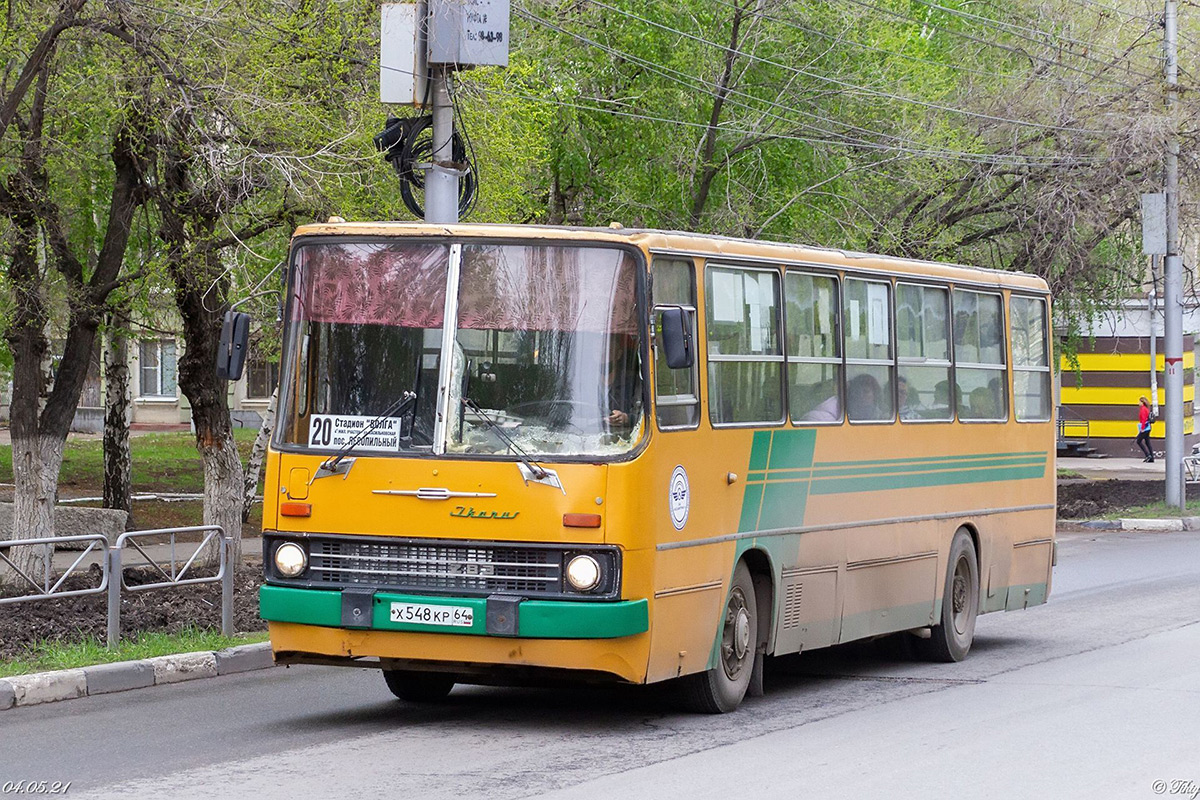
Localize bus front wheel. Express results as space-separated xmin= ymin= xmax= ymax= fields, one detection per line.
xmin=679 ymin=562 xmax=758 ymax=713
xmin=915 ymin=529 xmax=979 ymax=663
xmin=382 ymin=669 xmax=456 ymax=703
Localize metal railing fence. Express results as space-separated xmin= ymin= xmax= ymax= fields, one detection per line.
xmin=0 ymin=534 xmax=110 ymax=604
xmin=0 ymin=526 xmax=233 ymax=648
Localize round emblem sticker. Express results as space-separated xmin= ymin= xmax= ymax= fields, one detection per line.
xmin=669 ymin=466 xmax=690 ymax=530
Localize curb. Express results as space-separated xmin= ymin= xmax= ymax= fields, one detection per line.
xmin=1081 ymin=517 xmax=1200 ymax=532
xmin=0 ymin=642 xmax=275 ymax=711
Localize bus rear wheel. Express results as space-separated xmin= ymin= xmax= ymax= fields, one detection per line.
xmin=679 ymin=562 xmax=758 ymax=713
xmin=382 ymin=669 xmax=456 ymax=703
xmin=915 ymin=529 xmax=979 ymax=663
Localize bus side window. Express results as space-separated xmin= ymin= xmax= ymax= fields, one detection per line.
xmin=705 ymin=265 xmax=785 ymax=426
xmin=896 ymin=283 xmax=952 ymax=422
xmin=843 ymin=277 xmax=895 ymax=422
xmin=785 ymin=271 xmax=842 ymax=424
xmin=1010 ymin=296 xmax=1052 ymax=422
xmin=954 ymin=289 xmax=1008 ymax=422
xmin=652 ymin=258 xmax=699 ymax=429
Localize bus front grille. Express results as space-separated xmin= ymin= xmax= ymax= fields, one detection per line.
xmin=309 ymin=539 xmax=561 ymax=595
xmin=264 ymin=533 xmax=622 ymax=600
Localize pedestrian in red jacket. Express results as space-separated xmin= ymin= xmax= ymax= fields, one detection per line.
xmin=1136 ymin=396 xmax=1154 ymax=462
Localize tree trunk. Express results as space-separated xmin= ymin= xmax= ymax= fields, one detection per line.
xmin=200 ymin=426 xmax=244 ymax=566
xmin=103 ymin=299 xmax=134 ymax=528
xmin=243 ymin=388 xmax=277 ymax=523
xmin=7 ymin=434 xmax=65 ymax=582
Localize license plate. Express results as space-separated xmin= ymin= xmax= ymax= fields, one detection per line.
xmin=389 ymin=602 xmax=474 ymax=627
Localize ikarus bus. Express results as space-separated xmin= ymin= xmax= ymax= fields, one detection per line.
xmin=220 ymin=222 xmax=1055 ymax=713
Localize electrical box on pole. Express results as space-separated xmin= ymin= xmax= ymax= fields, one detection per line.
xmin=428 ymin=0 xmax=510 ymax=67
xmin=380 ymin=0 xmax=509 ymax=225
xmin=381 ymin=2 xmax=430 ymax=106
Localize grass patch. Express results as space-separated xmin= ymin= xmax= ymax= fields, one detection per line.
xmin=0 ymin=627 xmax=269 ymax=679
xmin=0 ymin=430 xmax=258 ymax=493
xmin=1057 ymin=469 xmax=1084 ymax=479
xmin=1100 ymin=500 xmax=1200 ymax=520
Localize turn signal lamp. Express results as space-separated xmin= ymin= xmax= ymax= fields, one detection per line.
xmin=280 ymin=502 xmax=312 ymax=517
xmin=563 ymin=513 xmax=601 ymax=528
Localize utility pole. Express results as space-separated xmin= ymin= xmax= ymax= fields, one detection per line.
xmin=379 ymin=1 xmax=509 ymax=225
xmin=425 ymin=64 xmax=459 ymax=225
xmin=1164 ymin=0 xmax=1185 ymax=506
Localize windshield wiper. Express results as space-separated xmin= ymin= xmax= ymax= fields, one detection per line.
xmin=462 ymin=397 xmax=551 ymax=480
xmin=312 ymin=391 xmax=416 ymax=481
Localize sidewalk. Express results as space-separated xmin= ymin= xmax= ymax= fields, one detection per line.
xmin=1058 ymin=456 xmax=1165 ymax=481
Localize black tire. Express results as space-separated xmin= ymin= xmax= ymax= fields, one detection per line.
xmin=382 ymin=669 xmax=455 ymax=703
xmin=914 ymin=529 xmax=979 ymax=663
xmin=679 ymin=562 xmax=757 ymax=713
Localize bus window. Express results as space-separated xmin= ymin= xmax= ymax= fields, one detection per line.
xmin=279 ymin=242 xmax=449 ymax=450
xmin=450 ymin=243 xmax=645 ymax=457
xmin=652 ymin=258 xmax=699 ymax=429
xmin=785 ymin=272 xmax=841 ymax=424
xmin=705 ymin=265 xmax=784 ymax=425
xmin=843 ymin=277 xmax=894 ymax=422
xmin=1011 ymin=296 xmax=1052 ymax=422
xmin=896 ymin=283 xmax=952 ymax=422
xmin=954 ymin=289 xmax=1007 ymax=421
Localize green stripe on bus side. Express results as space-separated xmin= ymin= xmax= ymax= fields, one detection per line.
xmin=756 ymin=455 xmax=1045 ymax=481
xmin=765 ymin=429 xmax=817 ymax=469
xmin=809 ymin=464 xmax=1046 ymax=495
xmin=749 ymin=432 xmax=771 ymax=471
xmin=809 ymin=456 xmax=1046 ymax=479
xmin=814 ymin=450 xmax=1047 ymax=468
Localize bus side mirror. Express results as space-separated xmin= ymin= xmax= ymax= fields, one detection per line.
xmin=216 ymin=310 xmax=251 ymax=381
xmin=659 ymin=307 xmax=693 ymax=369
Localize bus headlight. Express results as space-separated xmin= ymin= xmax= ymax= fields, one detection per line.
xmin=565 ymin=554 xmax=601 ymax=592
xmin=274 ymin=542 xmax=308 ymax=578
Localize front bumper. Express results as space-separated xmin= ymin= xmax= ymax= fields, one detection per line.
xmin=260 ymin=585 xmax=649 ymax=639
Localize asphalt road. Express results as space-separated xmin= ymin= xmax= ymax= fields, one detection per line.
xmin=4 ymin=529 xmax=1199 ymax=800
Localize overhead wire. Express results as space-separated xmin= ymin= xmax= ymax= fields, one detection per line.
xmin=906 ymin=0 xmax=1158 ymax=69
xmin=513 ymin=5 xmax=1100 ymax=166
xmin=704 ymin=0 xmax=1110 ymax=90
xmin=582 ymin=0 xmax=1125 ymax=136
xmin=828 ymin=0 xmax=1152 ymax=91
xmin=117 ymin=0 xmax=1129 ymax=170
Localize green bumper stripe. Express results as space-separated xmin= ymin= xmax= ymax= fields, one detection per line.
xmin=259 ymin=585 xmax=648 ymax=639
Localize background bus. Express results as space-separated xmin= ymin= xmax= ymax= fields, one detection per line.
xmin=243 ymin=222 xmax=1055 ymax=713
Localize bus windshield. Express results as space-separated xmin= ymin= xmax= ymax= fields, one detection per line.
xmin=278 ymin=239 xmax=645 ymax=459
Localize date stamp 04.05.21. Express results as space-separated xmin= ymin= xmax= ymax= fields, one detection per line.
xmin=1 ymin=783 xmax=71 ymax=795
xmin=1155 ymin=780 xmax=1200 ymax=799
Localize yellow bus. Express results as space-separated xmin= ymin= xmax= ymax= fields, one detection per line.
xmin=243 ymin=222 xmax=1055 ymax=713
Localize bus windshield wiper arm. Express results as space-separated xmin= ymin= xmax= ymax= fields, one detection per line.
xmin=463 ymin=397 xmax=549 ymax=480
xmin=315 ymin=391 xmax=416 ymax=480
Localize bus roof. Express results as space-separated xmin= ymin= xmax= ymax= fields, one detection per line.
xmin=291 ymin=221 xmax=1050 ymax=295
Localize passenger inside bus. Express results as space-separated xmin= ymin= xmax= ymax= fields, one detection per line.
xmin=605 ymin=334 xmax=642 ymax=430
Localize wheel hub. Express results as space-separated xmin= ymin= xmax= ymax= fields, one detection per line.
xmin=721 ymin=587 xmax=752 ymax=679
xmin=734 ymin=607 xmax=751 ymax=660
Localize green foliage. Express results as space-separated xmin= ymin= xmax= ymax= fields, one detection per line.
xmin=3 ymin=0 xmax=1185 ymax=366
xmin=0 ymin=629 xmax=269 ymax=679
xmin=0 ymin=430 xmax=257 ymax=493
